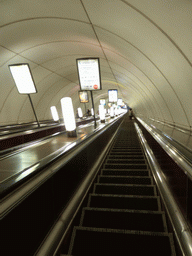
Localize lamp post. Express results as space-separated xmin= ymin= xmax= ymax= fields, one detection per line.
xmin=61 ymin=97 xmax=77 ymax=137
xmin=9 ymin=63 xmax=40 ymax=128
xmin=50 ymin=106 xmax=59 ymax=122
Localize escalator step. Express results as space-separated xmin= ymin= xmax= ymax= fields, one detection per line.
xmin=97 ymin=175 xmax=152 ymax=185
xmin=69 ymin=227 xmax=176 ymax=256
xmin=88 ymin=194 xmax=161 ymax=211
xmin=101 ymin=169 xmax=150 ymax=176
xmin=107 ymin=155 xmax=144 ymax=159
xmin=111 ymin=149 xmax=143 ymax=152
xmin=106 ymin=159 xmax=146 ymax=164
xmin=94 ymin=183 xmax=157 ymax=196
xmin=112 ymin=146 xmax=141 ymax=149
xmin=80 ymin=207 xmax=167 ymax=232
xmin=109 ymin=152 xmax=143 ymax=155
xmin=104 ymin=163 xmax=148 ymax=169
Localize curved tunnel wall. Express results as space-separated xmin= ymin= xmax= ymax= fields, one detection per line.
xmin=0 ymin=0 xmax=192 ymax=133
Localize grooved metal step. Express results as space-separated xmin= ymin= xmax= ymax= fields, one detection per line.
xmin=69 ymin=227 xmax=176 ymax=256
xmin=80 ymin=207 xmax=167 ymax=232
xmin=104 ymin=163 xmax=148 ymax=169
xmin=109 ymin=151 xmax=144 ymax=155
xmin=106 ymin=159 xmax=146 ymax=164
xmin=107 ymin=155 xmax=144 ymax=159
xmin=88 ymin=194 xmax=161 ymax=211
xmin=97 ymin=175 xmax=152 ymax=185
xmin=110 ymin=149 xmax=143 ymax=152
xmin=101 ymin=169 xmax=150 ymax=176
xmin=93 ymin=183 xmax=157 ymax=196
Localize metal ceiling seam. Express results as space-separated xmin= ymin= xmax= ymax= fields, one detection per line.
xmin=0 ymin=85 xmax=15 ymax=115
xmin=79 ymin=0 xmax=122 ymax=96
xmin=0 ymin=17 xmax=90 ymax=29
xmin=94 ymin=25 xmax=190 ymax=127
xmin=0 ymin=45 xmax=21 ymax=68
xmin=121 ymin=0 xmax=192 ymax=68
xmin=18 ymin=40 xmax=102 ymax=55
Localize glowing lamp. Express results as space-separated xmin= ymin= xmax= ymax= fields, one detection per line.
xmin=110 ymin=106 xmax=114 ymax=118
xmin=61 ymin=97 xmax=77 ymax=137
xmin=78 ymin=107 xmax=83 ymax=118
xmin=9 ymin=64 xmax=37 ymax=94
xmin=115 ymin=106 xmax=118 ymax=116
xmin=99 ymin=104 xmax=105 ymax=123
xmin=50 ymin=106 xmax=59 ymax=121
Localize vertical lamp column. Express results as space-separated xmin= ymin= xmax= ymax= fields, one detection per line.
xmin=9 ymin=63 xmax=40 ymax=128
xmin=61 ymin=97 xmax=77 ymax=137
xmin=78 ymin=107 xmax=83 ymax=119
xmin=110 ymin=106 xmax=114 ymax=118
xmin=99 ymin=104 xmax=105 ymax=123
xmin=50 ymin=106 xmax=59 ymax=122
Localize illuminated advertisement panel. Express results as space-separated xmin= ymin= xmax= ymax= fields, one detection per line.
xmin=76 ymin=58 xmax=101 ymax=90
xmin=108 ymin=89 xmax=118 ymax=103
xmin=79 ymin=90 xmax=89 ymax=103
xmin=9 ymin=63 xmax=37 ymax=94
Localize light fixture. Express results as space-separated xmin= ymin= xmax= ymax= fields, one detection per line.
xmin=78 ymin=107 xmax=83 ymax=118
xmin=108 ymin=89 xmax=118 ymax=103
xmin=9 ymin=63 xmax=40 ymax=127
xmin=110 ymin=106 xmax=114 ymax=118
xmin=61 ymin=97 xmax=77 ymax=137
xmin=50 ymin=106 xmax=59 ymax=121
xmin=99 ymin=104 xmax=105 ymax=123
xmin=9 ymin=64 xmax=37 ymax=94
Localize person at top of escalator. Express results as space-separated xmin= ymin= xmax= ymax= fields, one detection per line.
xmin=128 ymin=108 xmax=133 ymax=120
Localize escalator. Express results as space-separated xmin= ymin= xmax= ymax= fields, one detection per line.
xmin=61 ymin=117 xmax=176 ymax=255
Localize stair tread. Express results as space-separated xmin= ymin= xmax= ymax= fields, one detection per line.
xmin=101 ymin=169 xmax=150 ymax=176
xmin=98 ymin=175 xmax=152 ymax=185
xmin=95 ymin=183 xmax=155 ymax=187
xmin=101 ymin=168 xmax=149 ymax=171
xmin=83 ymin=207 xmax=164 ymax=214
xmin=104 ymin=163 xmax=148 ymax=169
xmin=80 ymin=207 xmax=167 ymax=232
xmin=89 ymin=193 xmax=160 ymax=199
xmin=99 ymin=175 xmax=151 ymax=178
xmin=94 ymin=183 xmax=156 ymax=196
xmin=69 ymin=227 xmax=175 ymax=256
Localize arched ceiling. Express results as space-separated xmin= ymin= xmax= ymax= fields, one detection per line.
xmin=0 ymin=0 xmax=192 ymax=130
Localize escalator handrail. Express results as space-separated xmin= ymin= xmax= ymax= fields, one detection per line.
xmin=135 ymin=122 xmax=192 ymax=256
xmin=137 ymin=117 xmax=192 ymax=181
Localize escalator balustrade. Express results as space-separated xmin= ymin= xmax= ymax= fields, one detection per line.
xmin=62 ymin=118 xmax=176 ymax=256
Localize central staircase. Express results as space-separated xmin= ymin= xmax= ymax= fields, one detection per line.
xmin=62 ymin=117 xmax=176 ymax=255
